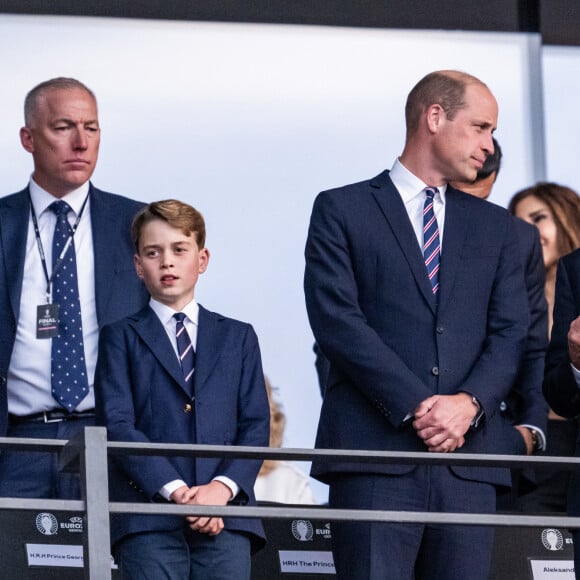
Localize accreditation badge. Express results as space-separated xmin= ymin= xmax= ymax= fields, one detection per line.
xmin=36 ymin=304 xmax=59 ymax=339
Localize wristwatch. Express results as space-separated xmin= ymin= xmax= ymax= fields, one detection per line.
xmin=469 ymin=395 xmax=484 ymax=430
xmin=529 ymin=428 xmax=542 ymax=453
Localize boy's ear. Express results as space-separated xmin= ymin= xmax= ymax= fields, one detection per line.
xmin=199 ymin=248 xmax=210 ymax=273
xmin=134 ymin=254 xmax=144 ymax=279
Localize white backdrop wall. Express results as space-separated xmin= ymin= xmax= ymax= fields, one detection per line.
xmin=0 ymin=15 xmax=547 ymax=501
xmin=543 ymin=45 xmax=580 ymax=193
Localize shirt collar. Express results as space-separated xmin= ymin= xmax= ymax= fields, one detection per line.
xmin=29 ymin=177 xmax=91 ymax=218
xmin=389 ymin=158 xmax=447 ymax=204
xmin=149 ymin=297 xmax=199 ymax=327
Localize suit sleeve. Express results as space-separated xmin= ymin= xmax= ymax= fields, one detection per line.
xmin=304 ymin=191 xmax=433 ymax=427
xmin=94 ymin=323 xmax=184 ymax=498
xmin=508 ymin=222 xmax=548 ymax=431
xmin=543 ymin=256 xmax=580 ymax=417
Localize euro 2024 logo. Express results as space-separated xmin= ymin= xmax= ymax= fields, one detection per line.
xmin=36 ymin=513 xmax=58 ymax=536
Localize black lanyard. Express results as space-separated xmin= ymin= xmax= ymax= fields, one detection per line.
xmin=29 ymin=193 xmax=89 ymax=302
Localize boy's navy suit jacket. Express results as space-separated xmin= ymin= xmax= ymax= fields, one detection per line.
xmin=95 ymin=303 xmax=270 ymax=548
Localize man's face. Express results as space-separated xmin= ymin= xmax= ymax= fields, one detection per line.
xmin=432 ymin=83 xmax=497 ymax=184
xmin=134 ymin=218 xmax=210 ymax=312
xmin=20 ymin=87 xmax=100 ymax=198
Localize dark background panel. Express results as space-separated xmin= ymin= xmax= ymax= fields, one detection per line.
xmin=540 ymin=0 xmax=580 ymax=46
xmin=0 ymin=0 xmax=575 ymax=44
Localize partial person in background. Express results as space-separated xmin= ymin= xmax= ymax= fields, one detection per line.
xmin=450 ymin=140 xmax=548 ymax=497
xmin=0 ymin=78 xmax=148 ymax=500
xmin=542 ymin=248 xmax=580 ymax=577
xmin=509 ymin=182 xmax=580 ymax=512
xmin=254 ymin=377 xmax=317 ymax=504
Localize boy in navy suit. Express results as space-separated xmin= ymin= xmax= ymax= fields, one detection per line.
xmin=95 ymin=199 xmax=270 ymax=580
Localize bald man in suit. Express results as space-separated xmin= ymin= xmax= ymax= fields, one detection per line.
xmin=304 ymin=70 xmax=528 ymax=579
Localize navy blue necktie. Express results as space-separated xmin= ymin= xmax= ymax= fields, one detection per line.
xmin=174 ymin=313 xmax=195 ymax=386
xmin=423 ymin=187 xmax=441 ymax=295
xmin=50 ymin=200 xmax=89 ymax=411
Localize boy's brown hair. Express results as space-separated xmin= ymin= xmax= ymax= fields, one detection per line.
xmin=132 ymin=199 xmax=206 ymax=252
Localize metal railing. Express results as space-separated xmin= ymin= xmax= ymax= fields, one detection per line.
xmin=1 ymin=427 xmax=580 ymax=579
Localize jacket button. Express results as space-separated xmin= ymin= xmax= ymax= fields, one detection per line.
xmin=431 ymin=366 xmax=439 ymax=376
xmin=436 ymin=326 xmax=444 ymax=334
xmin=184 ymin=403 xmax=192 ymax=413
xmin=500 ymin=401 xmax=507 ymax=412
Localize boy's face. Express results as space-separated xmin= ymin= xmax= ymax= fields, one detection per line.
xmin=134 ymin=218 xmax=209 ymax=311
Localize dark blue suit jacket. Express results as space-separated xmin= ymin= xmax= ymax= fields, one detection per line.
xmin=0 ymin=184 xmax=149 ymax=434
xmin=304 ymin=170 xmax=529 ymax=487
xmin=501 ymin=218 xmax=548 ymax=455
xmin=543 ymin=249 xmax=580 ymax=514
xmin=94 ymin=304 xmax=270 ymax=548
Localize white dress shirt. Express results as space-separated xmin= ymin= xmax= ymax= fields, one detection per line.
xmin=7 ymin=178 xmax=97 ymax=415
xmin=148 ymin=298 xmax=239 ymax=501
xmin=572 ymin=365 xmax=580 ymax=386
xmin=389 ymin=158 xmax=446 ymax=252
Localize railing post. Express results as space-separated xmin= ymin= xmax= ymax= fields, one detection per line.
xmin=79 ymin=426 xmax=112 ymax=580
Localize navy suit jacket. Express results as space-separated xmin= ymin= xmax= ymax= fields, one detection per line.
xmin=0 ymin=184 xmax=149 ymax=434
xmin=304 ymin=170 xmax=529 ymax=487
xmin=543 ymin=249 xmax=580 ymax=514
xmin=94 ymin=304 xmax=270 ymax=547
xmin=497 ymin=218 xmax=548 ymax=458
xmin=543 ymin=249 xmax=580 ymax=417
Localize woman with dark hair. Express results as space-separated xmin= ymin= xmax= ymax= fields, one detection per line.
xmin=509 ymin=183 xmax=580 ymax=331
xmin=509 ymin=182 xmax=580 ymax=512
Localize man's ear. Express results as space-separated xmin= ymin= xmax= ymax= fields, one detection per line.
xmin=426 ymin=104 xmax=445 ymax=134
xmin=20 ymin=127 xmax=34 ymax=153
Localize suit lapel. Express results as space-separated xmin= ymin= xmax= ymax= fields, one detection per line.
xmin=130 ymin=306 xmax=192 ymax=397
xmin=193 ymin=306 xmax=225 ymax=394
xmin=370 ymin=171 xmax=437 ymax=312
xmin=0 ymin=189 xmax=31 ymax=319
xmin=437 ymin=186 xmax=469 ymax=313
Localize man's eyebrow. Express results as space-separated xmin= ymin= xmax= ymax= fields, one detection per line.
xmin=52 ymin=117 xmax=99 ymax=125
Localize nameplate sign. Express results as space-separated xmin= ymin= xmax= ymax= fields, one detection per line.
xmin=278 ymin=550 xmax=335 ymax=574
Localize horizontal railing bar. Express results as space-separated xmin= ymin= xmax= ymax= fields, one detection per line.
xmin=105 ymin=442 xmax=580 ymax=469
xmin=2 ymin=435 xmax=580 ymax=468
xmin=0 ymin=436 xmax=66 ymax=452
xmin=109 ymin=502 xmax=580 ymax=528
xmin=0 ymin=498 xmax=84 ymax=511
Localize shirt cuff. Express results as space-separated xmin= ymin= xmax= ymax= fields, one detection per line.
xmin=159 ymin=479 xmax=187 ymax=501
xmin=572 ymin=362 xmax=580 ymax=387
xmin=518 ymin=424 xmax=547 ymax=452
xmin=213 ymin=476 xmax=239 ymax=500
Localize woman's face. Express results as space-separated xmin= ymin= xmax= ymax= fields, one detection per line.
xmin=514 ymin=195 xmax=560 ymax=270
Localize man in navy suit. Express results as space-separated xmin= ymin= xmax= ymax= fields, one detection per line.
xmin=0 ymin=78 xmax=148 ymax=499
xmin=95 ymin=200 xmax=269 ymax=580
xmin=304 ymin=70 xmax=529 ymax=579
xmin=542 ymin=248 xmax=580 ymax=577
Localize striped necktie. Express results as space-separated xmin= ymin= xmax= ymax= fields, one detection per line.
xmin=422 ymin=187 xmax=440 ymax=295
xmin=174 ymin=312 xmax=195 ymax=385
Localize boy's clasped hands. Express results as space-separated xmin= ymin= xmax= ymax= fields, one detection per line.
xmin=170 ymin=480 xmax=233 ymax=535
